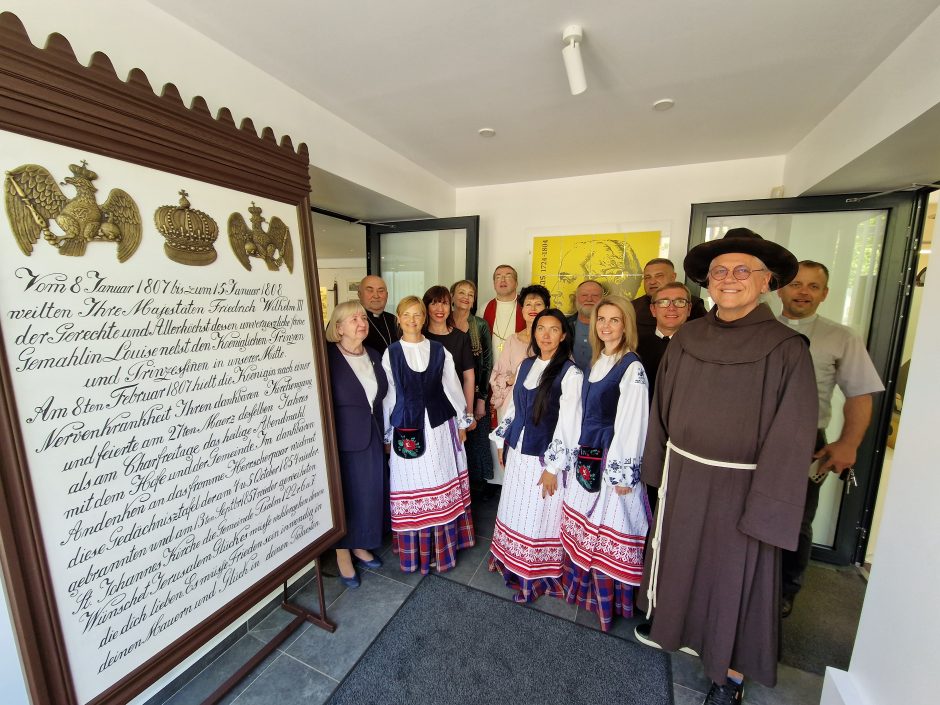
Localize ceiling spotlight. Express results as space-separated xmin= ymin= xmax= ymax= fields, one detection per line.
xmin=652 ymin=99 xmax=675 ymax=111
xmin=562 ymin=25 xmax=586 ymax=96
xmin=478 ymin=128 xmax=496 ymax=138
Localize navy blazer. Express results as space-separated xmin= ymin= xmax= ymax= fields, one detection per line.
xmin=327 ymin=343 xmax=388 ymax=453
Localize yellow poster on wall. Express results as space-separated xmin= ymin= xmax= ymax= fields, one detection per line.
xmin=532 ymin=231 xmax=662 ymax=314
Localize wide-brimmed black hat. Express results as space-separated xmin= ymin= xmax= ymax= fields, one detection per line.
xmin=683 ymin=227 xmax=798 ymax=291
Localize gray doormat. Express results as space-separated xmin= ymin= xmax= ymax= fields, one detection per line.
xmin=781 ymin=563 xmax=867 ymax=674
xmin=326 ymin=575 xmax=673 ymax=704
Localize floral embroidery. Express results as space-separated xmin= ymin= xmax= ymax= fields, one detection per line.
xmin=605 ymin=457 xmax=642 ymax=486
xmin=545 ymin=438 xmax=576 ymax=469
xmin=393 ymin=427 xmax=424 ymax=458
xmin=494 ymin=415 xmax=513 ymax=439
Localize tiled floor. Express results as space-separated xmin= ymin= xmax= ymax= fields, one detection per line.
xmin=152 ymin=494 xmax=823 ymax=705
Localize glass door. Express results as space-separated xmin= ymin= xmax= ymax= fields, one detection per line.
xmin=366 ymin=216 xmax=479 ymax=304
xmin=689 ymin=191 xmax=929 ymax=564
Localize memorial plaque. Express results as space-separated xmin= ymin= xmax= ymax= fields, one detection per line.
xmin=0 ymin=13 xmax=342 ymax=705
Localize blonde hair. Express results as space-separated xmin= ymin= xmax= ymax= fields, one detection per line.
xmin=589 ymin=295 xmax=637 ymax=366
xmin=396 ymin=295 xmax=426 ymax=322
xmin=325 ymin=300 xmax=367 ymax=342
xmin=450 ymin=279 xmax=477 ymax=299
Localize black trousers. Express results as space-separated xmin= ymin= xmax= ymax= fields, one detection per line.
xmin=781 ymin=429 xmax=827 ymax=599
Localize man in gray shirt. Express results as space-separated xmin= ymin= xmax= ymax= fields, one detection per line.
xmin=776 ymin=260 xmax=884 ymax=617
xmin=565 ymin=280 xmax=604 ymax=372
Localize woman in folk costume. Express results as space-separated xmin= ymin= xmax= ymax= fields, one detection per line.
xmin=382 ymin=296 xmax=474 ymax=574
xmin=560 ymin=295 xmax=650 ymax=631
xmin=635 ymin=229 xmax=817 ymax=705
xmin=489 ymin=308 xmax=582 ymax=602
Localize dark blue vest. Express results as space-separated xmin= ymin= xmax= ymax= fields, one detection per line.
xmin=504 ymin=357 xmax=574 ymax=455
xmin=388 ymin=341 xmax=453 ymax=429
xmin=578 ymin=353 xmax=639 ymax=449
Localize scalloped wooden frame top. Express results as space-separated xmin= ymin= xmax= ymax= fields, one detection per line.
xmin=0 ymin=11 xmax=310 ymax=203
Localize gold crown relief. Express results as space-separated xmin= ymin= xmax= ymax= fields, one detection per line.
xmin=154 ymin=189 xmax=219 ymax=266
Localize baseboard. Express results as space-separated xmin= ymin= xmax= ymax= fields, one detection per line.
xmin=820 ymin=667 xmax=870 ymax=705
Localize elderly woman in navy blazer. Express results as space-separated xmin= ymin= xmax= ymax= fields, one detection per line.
xmin=325 ymin=300 xmax=389 ymax=588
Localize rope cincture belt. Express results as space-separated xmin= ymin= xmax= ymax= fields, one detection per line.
xmin=645 ymin=440 xmax=758 ymax=620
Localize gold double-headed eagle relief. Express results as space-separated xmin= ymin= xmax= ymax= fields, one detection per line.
xmin=4 ymin=161 xmax=141 ymax=261
xmin=228 ymin=202 xmax=294 ymax=273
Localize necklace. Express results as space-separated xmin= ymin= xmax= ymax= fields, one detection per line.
xmin=494 ymin=300 xmax=515 ymax=352
xmin=338 ymin=341 xmax=365 ymax=356
xmin=369 ymin=311 xmax=393 ymax=347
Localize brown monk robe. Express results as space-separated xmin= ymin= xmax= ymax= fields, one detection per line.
xmin=637 ymin=302 xmax=817 ymax=686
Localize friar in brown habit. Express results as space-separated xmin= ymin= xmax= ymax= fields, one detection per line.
xmin=636 ymin=229 xmax=818 ymax=705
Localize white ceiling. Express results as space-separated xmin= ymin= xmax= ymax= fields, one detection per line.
xmin=149 ymin=0 xmax=939 ymax=193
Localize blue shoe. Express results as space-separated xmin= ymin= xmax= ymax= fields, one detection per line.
xmin=339 ymin=571 xmax=360 ymax=589
xmin=354 ymin=554 xmax=383 ymax=569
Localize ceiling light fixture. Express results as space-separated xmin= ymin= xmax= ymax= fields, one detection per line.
xmin=652 ymin=98 xmax=675 ymax=111
xmin=478 ymin=128 xmax=496 ymax=138
xmin=562 ymin=25 xmax=586 ymax=96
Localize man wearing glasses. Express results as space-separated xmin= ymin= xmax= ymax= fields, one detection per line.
xmin=482 ymin=264 xmax=526 ymax=354
xmin=635 ymin=228 xmax=817 ymax=705
xmin=633 ymin=258 xmax=707 ymax=337
xmin=636 ymin=282 xmax=692 ymax=396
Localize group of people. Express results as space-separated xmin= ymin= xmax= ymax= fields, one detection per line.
xmin=323 ymin=228 xmax=883 ymax=705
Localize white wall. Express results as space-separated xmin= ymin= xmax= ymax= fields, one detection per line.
xmin=2 ymin=0 xmax=456 ymax=219
xmin=457 ymin=155 xmax=786 ymax=289
xmin=821 ymin=251 xmax=939 ymax=704
xmin=784 ymin=5 xmax=940 ymax=195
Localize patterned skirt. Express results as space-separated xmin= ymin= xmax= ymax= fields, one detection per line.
xmin=559 ymin=478 xmax=650 ymax=630
xmin=465 ymin=402 xmax=494 ymax=482
xmin=561 ymin=558 xmax=635 ymax=631
xmin=392 ymin=509 xmax=475 ymax=574
xmin=389 ymin=416 xmax=474 ymax=573
xmin=488 ymin=444 xmax=566 ymax=602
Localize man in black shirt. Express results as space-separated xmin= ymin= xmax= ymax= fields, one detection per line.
xmin=632 ymin=258 xmax=706 ymax=337
xmin=636 ymin=282 xmax=692 ymax=397
xmin=358 ymin=275 xmax=400 ymax=353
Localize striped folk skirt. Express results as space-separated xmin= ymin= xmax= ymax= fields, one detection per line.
xmin=389 ymin=417 xmax=474 ymax=574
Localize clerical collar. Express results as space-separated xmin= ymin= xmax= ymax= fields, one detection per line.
xmin=780 ymin=313 xmax=818 ymax=327
xmin=368 ymin=310 xmax=385 ymax=318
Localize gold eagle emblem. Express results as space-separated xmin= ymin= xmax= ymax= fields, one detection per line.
xmin=4 ymin=161 xmax=141 ymax=262
xmin=228 ymin=202 xmax=294 ymax=272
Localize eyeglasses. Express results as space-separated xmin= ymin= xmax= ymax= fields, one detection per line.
xmin=708 ymin=265 xmax=768 ymax=281
xmin=652 ymin=297 xmax=690 ymax=309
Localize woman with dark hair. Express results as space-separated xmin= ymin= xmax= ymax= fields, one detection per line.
xmin=489 ymin=308 xmax=583 ymax=602
xmin=324 ymin=301 xmax=389 ymax=588
xmin=451 ymin=279 xmax=494 ymax=493
xmin=560 ymin=295 xmax=651 ymax=630
xmin=382 ymin=296 xmax=475 ymax=574
xmin=423 ymin=285 xmax=475 ymax=420
xmin=489 ymin=284 xmax=550 ymax=420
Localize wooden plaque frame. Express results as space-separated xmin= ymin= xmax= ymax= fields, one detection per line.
xmin=0 ymin=12 xmax=344 ymax=705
